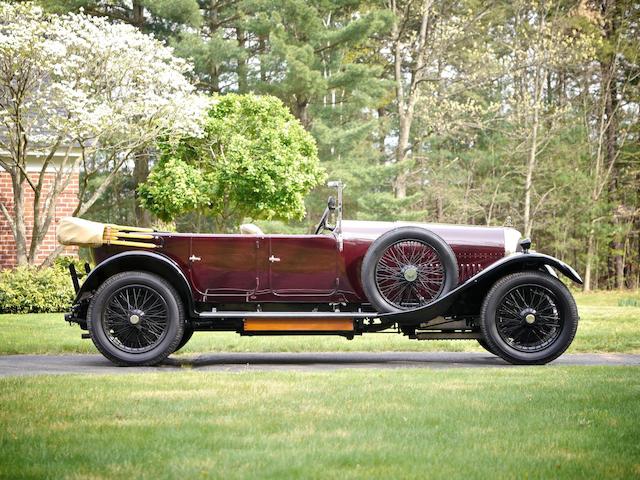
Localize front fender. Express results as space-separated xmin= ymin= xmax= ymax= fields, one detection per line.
xmin=71 ymin=251 xmax=196 ymax=318
xmin=381 ymin=252 xmax=582 ymax=324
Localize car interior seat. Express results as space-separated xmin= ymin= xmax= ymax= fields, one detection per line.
xmin=239 ymin=223 xmax=264 ymax=235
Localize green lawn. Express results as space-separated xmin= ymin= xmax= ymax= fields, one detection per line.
xmin=0 ymin=367 xmax=638 ymax=479
xmin=0 ymin=290 xmax=638 ymax=355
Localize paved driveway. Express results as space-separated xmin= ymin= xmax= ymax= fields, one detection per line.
xmin=0 ymin=352 xmax=638 ymax=376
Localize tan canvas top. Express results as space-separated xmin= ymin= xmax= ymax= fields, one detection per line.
xmin=57 ymin=217 xmax=106 ymax=247
xmin=57 ymin=217 xmax=157 ymax=248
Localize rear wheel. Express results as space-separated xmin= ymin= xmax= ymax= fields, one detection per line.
xmin=87 ymin=271 xmax=184 ymax=366
xmin=174 ymin=324 xmax=195 ymax=353
xmin=361 ymin=227 xmax=458 ymax=313
xmin=480 ymin=271 xmax=578 ymax=365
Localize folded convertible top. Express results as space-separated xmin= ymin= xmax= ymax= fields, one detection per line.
xmin=57 ymin=217 xmax=157 ymax=248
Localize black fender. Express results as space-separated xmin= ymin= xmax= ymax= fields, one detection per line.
xmin=381 ymin=252 xmax=582 ymax=324
xmin=71 ymin=251 xmax=196 ymax=319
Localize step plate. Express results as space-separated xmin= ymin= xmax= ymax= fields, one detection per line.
xmin=244 ymin=318 xmax=354 ymax=332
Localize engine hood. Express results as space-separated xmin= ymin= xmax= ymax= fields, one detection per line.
xmin=341 ymin=220 xmax=522 ymax=256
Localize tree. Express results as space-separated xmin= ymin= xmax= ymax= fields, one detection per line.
xmin=138 ymin=94 xmax=325 ymax=231
xmin=581 ymin=0 xmax=640 ymax=290
xmin=498 ymin=1 xmax=597 ymax=238
xmin=0 ymin=3 xmax=205 ymax=266
xmin=41 ymin=0 xmax=203 ymax=227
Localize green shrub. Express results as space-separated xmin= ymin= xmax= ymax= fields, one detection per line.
xmin=0 ymin=263 xmax=78 ymax=314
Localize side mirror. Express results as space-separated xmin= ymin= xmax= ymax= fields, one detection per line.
xmin=327 ymin=196 xmax=336 ymax=211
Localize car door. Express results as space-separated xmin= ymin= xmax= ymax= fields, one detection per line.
xmin=267 ymin=234 xmax=339 ymax=297
xmin=189 ymin=234 xmax=259 ymax=300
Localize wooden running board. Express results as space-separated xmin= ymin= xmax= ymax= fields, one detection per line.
xmin=244 ymin=318 xmax=354 ymax=332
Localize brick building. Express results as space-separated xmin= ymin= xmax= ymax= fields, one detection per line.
xmin=0 ymin=149 xmax=81 ymax=269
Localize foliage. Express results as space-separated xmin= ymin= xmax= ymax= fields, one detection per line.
xmin=0 ymin=2 xmax=206 ymax=265
xmin=0 ymin=264 xmax=77 ymax=314
xmin=139 ymin=94 xmax=325 ymax=230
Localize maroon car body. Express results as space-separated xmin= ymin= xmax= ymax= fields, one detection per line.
xmin=65 ymin=182 xmax=582 ymax=366
xmin=90 ymin=221 xmax=508 ymax=305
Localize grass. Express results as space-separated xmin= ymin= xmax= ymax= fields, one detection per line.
xmin=0 ymin=367 xmax=638 ymax=479
xmin=0 ymin=290 xmax=638 ymax=355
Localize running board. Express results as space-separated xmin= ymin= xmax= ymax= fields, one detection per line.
xmin=415 ymin=332 xmax=481 ymax=340
xmin=197 ymin=311 xmax=377 ymax=319
xmin=244 ymin=318 xmax=354 ymax=332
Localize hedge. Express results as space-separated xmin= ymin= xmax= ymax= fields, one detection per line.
xmin=0 ymin=258 xmax=85 ymax=314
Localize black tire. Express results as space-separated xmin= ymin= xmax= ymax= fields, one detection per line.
xmin=480 ymin=271 xmax=578 ymax=365
xmin=477 ymin=338 xmax=498 ymax=356
xmin=361 ymin=227 xmax=458 ymax=313
xmin=87 ymin=271 xmax=185 ymax=366
xmin=173 ymin=324 xmax=195 ymax=353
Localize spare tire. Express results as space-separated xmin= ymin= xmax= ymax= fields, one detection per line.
xmin=361 ymin=227 xmax=458 ymax=313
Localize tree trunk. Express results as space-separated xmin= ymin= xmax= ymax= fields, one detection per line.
xmin=293 ymin=98 xmax=310 ymax=128
xmin=600 ymin=0 xmax=623 ymax=289
xmin=207 ymin=0 xmax=221 ymax=92
xmin=132 ymin=0 xmax=144 ymax=27
xmin=584 ymin=229 xmax=595 ymax=292
xmin=259 ymin=35 xmax=268 ymax=83
xmin=133 ymin=149 xmax=151 ymax=227
xmin=236 ymin=27 xmax=248 ymax=93
xmin=523 ymin=87 xmax=539 ymax=239
xmin=11 ymin=169 xmax=28 ymax=266
xmin=435 ymin=196 xmax=444 ymax=222
xmin=391 ymin=0 xmax=432 ymax=200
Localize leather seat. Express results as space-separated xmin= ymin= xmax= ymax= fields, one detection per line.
xmin=239 ymin=223 xmax=264 ymax=235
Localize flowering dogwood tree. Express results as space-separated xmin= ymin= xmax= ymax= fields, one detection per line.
xmin=0 ymin=3 xmax=206 ymax=266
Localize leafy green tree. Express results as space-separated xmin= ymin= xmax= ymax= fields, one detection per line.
xmin=139 ymin=94 xmax=325 ymax=231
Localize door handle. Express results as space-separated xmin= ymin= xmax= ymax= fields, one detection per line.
xmin=189 ymin=255 xmax=201 ymax=262
xmin=269 ymin=255 xmax=281 ymax=263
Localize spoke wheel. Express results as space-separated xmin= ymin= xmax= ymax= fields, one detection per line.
xmin=374 ymin=240 xmax=445 ymax=309
xmin=480 ymin=271 xmax=579 ymax=365
xmin=495 ymin=284 xmax=563 ymax=353
xmin=87 ymin=271 xmax=184 ymax=366
xmin=102 ymin=284 xmax=169 ymax=354
xmin=361 ymin=227 xmax=458 ymax=313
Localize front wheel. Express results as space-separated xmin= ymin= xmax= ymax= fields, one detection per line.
xmin=480 ymin=271 xmax=578 ymax=365
xmin=87 ymin=271 xmax=185 ymax=366
xmin=476 ymin=338 xmax=498 ymax=356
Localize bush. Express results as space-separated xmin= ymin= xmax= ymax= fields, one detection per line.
xmin=0 ymin=262 xmax=79 ymax=314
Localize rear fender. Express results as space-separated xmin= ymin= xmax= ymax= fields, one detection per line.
xmin=382 ymin=252 xmax=582 ymax=324
xmin=71 ymin=251 xmax=196 ymax=319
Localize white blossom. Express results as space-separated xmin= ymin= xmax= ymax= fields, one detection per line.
xmin=0 ymin=3 xmax=207 ymax=157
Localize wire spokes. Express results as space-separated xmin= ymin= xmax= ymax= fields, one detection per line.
xmin=495 ymin=284 xmax=563 ymax=352
xmin=102 ymin=284 xmax=169 ymax=353
xmin=374 ymin=240 xmax=446 ymax=309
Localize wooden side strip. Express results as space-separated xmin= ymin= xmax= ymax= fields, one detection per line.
xmin=244 ymin=318 xmax=354 ymax=332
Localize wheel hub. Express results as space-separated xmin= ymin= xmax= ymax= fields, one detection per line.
xmin=403 ymin=266 xmax=418 ymax=282
xmin=520 ymin=307 xmax=537 ymax=325
xmin=128 ymin=309 xmax=144 ymax=325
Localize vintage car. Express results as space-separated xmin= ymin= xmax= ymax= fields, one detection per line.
xmin=59 ymin=181 xmax=581 ymax=367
